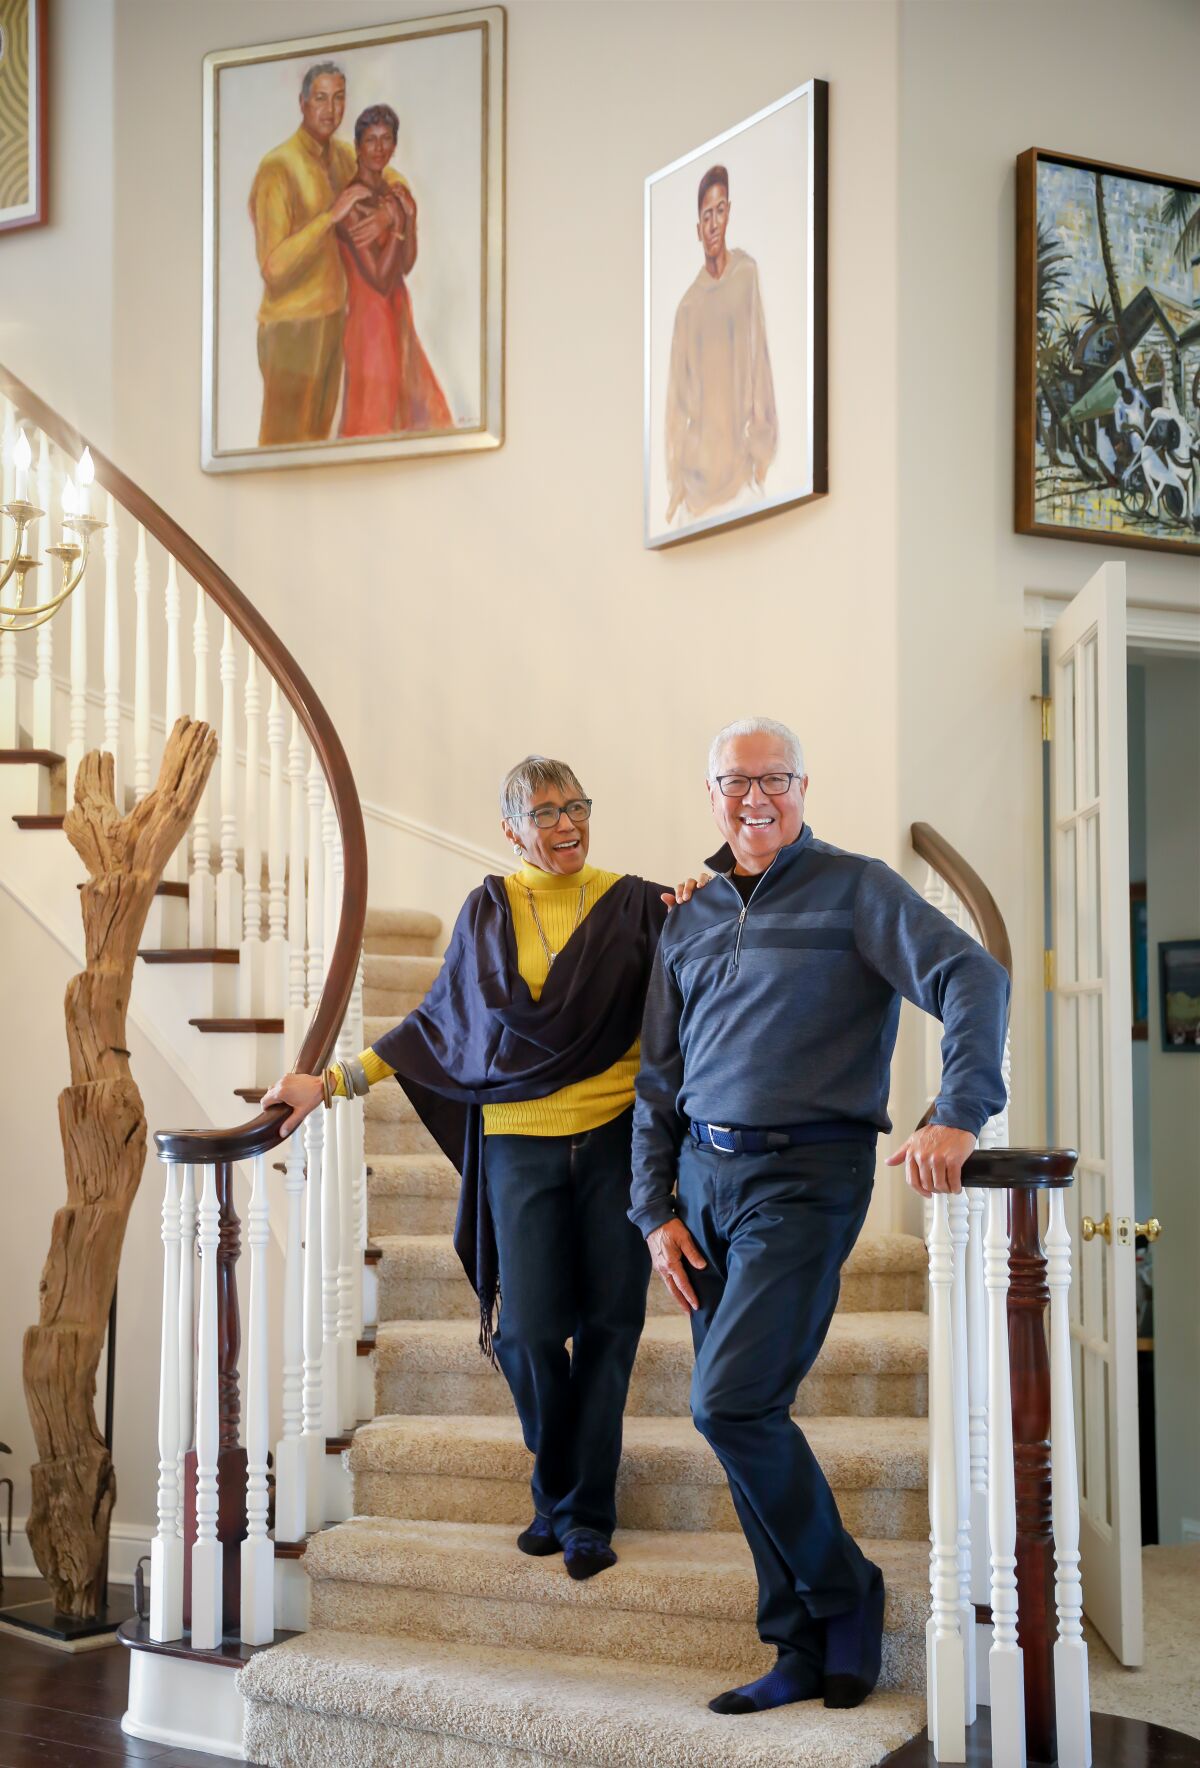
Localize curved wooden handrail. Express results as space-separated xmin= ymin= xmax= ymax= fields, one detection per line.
xmin=961 ymin=1147 xmax=1077 ymax=1188
xmin=911 ymin=820 xmax=1013 ymax=977
xmin=1 ymin=363 xmax=366 ymax=1164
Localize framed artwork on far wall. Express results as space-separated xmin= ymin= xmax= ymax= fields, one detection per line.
xmin=202 ymin=6 xmax=505 ymax=474
xmin=1159 ymin=940 xmax=1200 ymax=1052
xmin=0 ymin=0 xmax=48 ymax=236
xmin=1015 ymin=147 xmax=1200 ymax=557
xmin=1130 ymin=882 xmax=1148 ymax=1039
xmin=644 ymin=79 xmax=828 ymax=550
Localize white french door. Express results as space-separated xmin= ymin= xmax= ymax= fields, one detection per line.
xmin=1049 ymin=559 xmax=1143 ymax=1666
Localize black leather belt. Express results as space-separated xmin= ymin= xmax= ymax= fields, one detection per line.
xmin=690 ymin=1120 xmax=877 ymax=1155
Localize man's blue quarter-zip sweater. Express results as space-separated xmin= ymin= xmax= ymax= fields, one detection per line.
xmin=629 ymin=823 xmax=1011 ymax=1238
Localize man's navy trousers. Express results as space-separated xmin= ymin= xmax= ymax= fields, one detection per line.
xmin=678 ymin=1133 xmax=880 ymax=1663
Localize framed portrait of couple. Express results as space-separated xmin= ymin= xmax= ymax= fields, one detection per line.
xmin=201 ymin=7 xmax=505 ymax=474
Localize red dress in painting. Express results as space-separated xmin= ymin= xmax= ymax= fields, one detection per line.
xmin=338 ymin=189 xmax=452 ymax=438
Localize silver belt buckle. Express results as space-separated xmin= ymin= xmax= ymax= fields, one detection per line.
xmin=707 ymin=1123 xmax=736 ymax=1155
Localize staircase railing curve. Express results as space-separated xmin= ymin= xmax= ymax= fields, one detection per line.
xmin=1 ymin=364 xmax=370 ymax=1661
xmin=913 ymin=823 xmax=1090 ymax=1768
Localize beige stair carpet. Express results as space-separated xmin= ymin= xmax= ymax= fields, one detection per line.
xmin=240 ymin=911 xmax=930 ymax=1765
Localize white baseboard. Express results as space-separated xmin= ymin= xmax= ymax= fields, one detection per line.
xmin=3 ymin=1518 xmax=154 ymax=1589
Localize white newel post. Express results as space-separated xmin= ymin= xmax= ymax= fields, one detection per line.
xmin=285 ymin=715 xmax=308 ymax=1056
xmin=0 ymin=403 xmax=17 ymax=746
xmin=264 ymin=677 xmax=288 ymax=1016
xmin=216 ymin=616 xmax=242 ymax=949
xmin=191 ymin=1163 xmax=223 ymax=1651
xmin=926 ymin=1193 xmax=966 ymax=1763
xmin=320 ymin=781 xmax=342 ymax=1436
xmin=177 ymin=1164 xmax=197 ymax=1523
xmin=948 ymin=1191 xmax=976 ymax=1724
xmin=238 ymin=646 xmax=264 ymax=1014
xmin=133 ymin=525 xmax=151 ymax=801
xmin=32 ymin=433 xmax=53 ymax=750
xmin=102 ymin=493 xmax=121 ymax=789
xmin=302 ymin=749 xmax=327 ymax=1529
xmin=274 ymin=1132 xmax=308 ymax=1542
xmin=150 ymin=1160 xmax=184 ymax=1642
xmin=162 ymin=557 xmax=186 ymax=883
xmin=241 ymin=1153 xmax=274 ymax=1644
xmin=1047 ymin=1188 xmax=1091 ymax=1768
xmin=985 ymin=1187 xmax=1026 ymax=1768
xmin=189 ymin=585 xmax=216 ymax=947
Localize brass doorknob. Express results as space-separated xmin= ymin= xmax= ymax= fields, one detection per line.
xmin=1081 ymin=1213 xmax=1110 ymax=1243
xmin=1081 ymin=1213 xmax=1163 ymax=1245
xmin=1136 ymin=1217 xmax=1163 ymax=1242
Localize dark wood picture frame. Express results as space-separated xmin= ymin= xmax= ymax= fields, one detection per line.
xmin=0 ymin=0 xmax=48 ymax=237
xmin=1015 ymin=146 xmax=1200 ymax=558
xmin=1131 ymin=881 xmax=1148 ymax=1040
xmin=1158 ymin=938 xmax=1200 ymax=1052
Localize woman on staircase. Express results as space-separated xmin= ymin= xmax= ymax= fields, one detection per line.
xmin=264 ymin=755 xmax=699 ymax=1582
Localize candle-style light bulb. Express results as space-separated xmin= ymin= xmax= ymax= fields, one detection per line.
xmin=13 ymin=430 xmax=32 ymax=503
xmin=76 ymin=446 xmax=95 ymax=517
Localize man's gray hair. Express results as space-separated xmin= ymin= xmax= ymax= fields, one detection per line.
xmin=499 ymin=755 xmax=586 ymax=824
xmin=301 ymin=61 xmax=345 ymax=102
xmin=707 ymin=718 xmax=805 ymax=782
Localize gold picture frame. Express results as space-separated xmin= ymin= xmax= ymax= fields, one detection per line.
xmin=201 ymin=7 xmax=505 ymax=474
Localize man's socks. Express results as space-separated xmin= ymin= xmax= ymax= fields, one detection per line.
xmin=516 ymin=1516 xmax=560 ymax=1557
xmin=708 ymin=1651 xmax=824 ymax=1715
xmin=562 ymin=1529 xmax=617 ymax=1581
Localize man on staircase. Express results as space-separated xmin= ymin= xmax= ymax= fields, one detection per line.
xmin=629 ymin=716 xmax=1010 ymax=1715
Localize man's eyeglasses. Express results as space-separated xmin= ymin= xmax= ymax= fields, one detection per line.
xmin=519 ymin=798 xmax=593 ymax=830
xmin=715 ymin=773 xmax=799 ymax=798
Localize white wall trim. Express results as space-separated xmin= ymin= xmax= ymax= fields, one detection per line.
xmin=1024 ymin=589 xmax=1200 ymax=653
xmin=3 ymin=1517 xmax=152 ymax=1588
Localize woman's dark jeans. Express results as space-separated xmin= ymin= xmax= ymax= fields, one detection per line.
xmin=484 ymin=1106 xmax=650 ymax=1544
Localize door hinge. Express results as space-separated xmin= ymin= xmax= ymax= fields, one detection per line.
xmin=1040 ymin=697 xmax=1053 ymax=742
xmin=1044 ymin=949 xmax=1056 ymax=990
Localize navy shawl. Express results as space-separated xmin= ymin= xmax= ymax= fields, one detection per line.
xmin=370 ymin=873 xmax=669 ymax=1356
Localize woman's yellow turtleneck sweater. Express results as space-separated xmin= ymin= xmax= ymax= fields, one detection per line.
xmin=330 ymin=861 xmax=640 ymax=1137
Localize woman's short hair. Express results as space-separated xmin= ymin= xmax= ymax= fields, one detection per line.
xmin=707 ymin=718 xmax=805 ymax=782
xmin=354 ymin=103 xmax=400 ymax=145
xmin=500 ymin=755 xmax=586 ymax=824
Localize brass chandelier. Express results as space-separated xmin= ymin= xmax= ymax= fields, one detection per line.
xmin=1 ymin=430 xmax=105 ymax=634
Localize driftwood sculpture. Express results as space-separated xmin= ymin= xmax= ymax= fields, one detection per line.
xmin=23 ymin=718 xmax=217 ymax=1616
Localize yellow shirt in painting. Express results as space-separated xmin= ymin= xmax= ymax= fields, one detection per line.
xmin=333 ymin=862 xmax=641 ymax=1139
xmin=249 ymin=129 xmax=409 ymax=326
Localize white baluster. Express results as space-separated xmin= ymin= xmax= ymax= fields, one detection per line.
xmin=215 ymin=616 xmax=242 ymax=948
xmin=948 ymin=1190 xmax=976 ymax=1724
xmin=162 ymin=557 xmax=185 ymax=882
xmin=188 ymin=585 xmax=215 ymax=947
xmin=0 ymin=405 xmax=20 ymax=746
xmin=966 ymin=1187 xmax=989 ymax=1606
xmin=65 ymin=515 xmax=90 ymax=790
xmin=274 ymin=1132 xmax=308 ymax=1542
xmin=31 ymin=433 xmax=53 ymax=750
xmin=285 ymin=713 xmax=308 ymax=1056
xmin=177 ymin=1164 xmax=196 ymax=1529
xmin=302 ymin=749 xmax=326 ymax=1529
xmin=191 ymin=1163 xmax=222 ymax=1650
xmin=351 ymin=950 xmax=367 ymax=1339
xmin=264 ymin=677 xmax=288 ymax=1015
xmin=102 ymin=492 xmax=121 ymax=790
xmin=240 ymin=1152 xmax=273 ymax=1644
xmin=926 ymin=1193 xmax=966 ymax=1763
xmin=150 ymin=1160 xmax=184 ymax=1641
xmin=986 ymin=1187 xmax=1026 ymax=1768
xmin=332 ymin=824 xmax=357 ymax=1430
xmin=320 ymin=781 xmax=342 ymax=1435
xmin=237 ymin=646 xmax=264 ymax=1013
xmin=1047 ymin=1188 xmax=1091 ymax=1767
xmin=133 ymin=525 xmax=151 ymax=800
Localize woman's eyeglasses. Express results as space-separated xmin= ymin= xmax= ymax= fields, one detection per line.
xmin=519 ymin=798 xmax=593 ymax=830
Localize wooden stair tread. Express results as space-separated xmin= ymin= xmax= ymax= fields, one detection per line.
xmin=363 ymin=1245 xmax=382 ymax=1266
xmin=0 ymin=747 xmax=64 ymax=766
xmin=12 ymin=813 xmax=64 ymax=829
xmin=190 ymin=1017 xmax=284 ymax=1033
xmin=139 ymin=948 xmax=239 ymax=963
xmin=357 ymin=1327 xmax=377 ymax=1356
xmin=78 ymin=879 xmax=189 ymax=897
xmin=237 ymin=1087 xmax=267 ymax=1103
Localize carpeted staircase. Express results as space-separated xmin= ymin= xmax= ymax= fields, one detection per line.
xmin=240 ymin=908 xmax=931 ymax=1766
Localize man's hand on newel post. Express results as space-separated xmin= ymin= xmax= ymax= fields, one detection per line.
xmin=646 ymin=1219 xmax=707 ymax=1312
xmin=885 ymin=1124 xmax=977 ymax=1197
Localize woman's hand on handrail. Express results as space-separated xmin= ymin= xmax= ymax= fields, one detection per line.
xmin=261 ymin=1071 xmax=325 ymax=1137
xmin=662 ymin=872 xmax=712 ymax=911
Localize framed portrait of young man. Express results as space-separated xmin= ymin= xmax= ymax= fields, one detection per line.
xmin=0 ymin=0 xmax=48 ymax=237
xmin=643 ymin=79 xmax=828 ymax=549
xmin=201 ymin=7 xmax=505 ymax=474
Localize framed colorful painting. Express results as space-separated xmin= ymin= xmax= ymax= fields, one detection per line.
xmin=644 ymin=80 xmax=828 ymax=549
xmin=0 ymin=0 xmax=47 ymax=236
xmin=1159 ymin=940 xmax=1200 ymax=1052
xmin=202 ymin=7 xmax=505 ymax=474
xmin=1016 ymin=148 xmax=1200 ymax=556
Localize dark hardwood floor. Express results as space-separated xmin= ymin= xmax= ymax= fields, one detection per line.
xmin=881 ymin=1705 xmax=1200 ymax=1766
xmin=0 ymin=1579 xmax=253 ymax=1768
